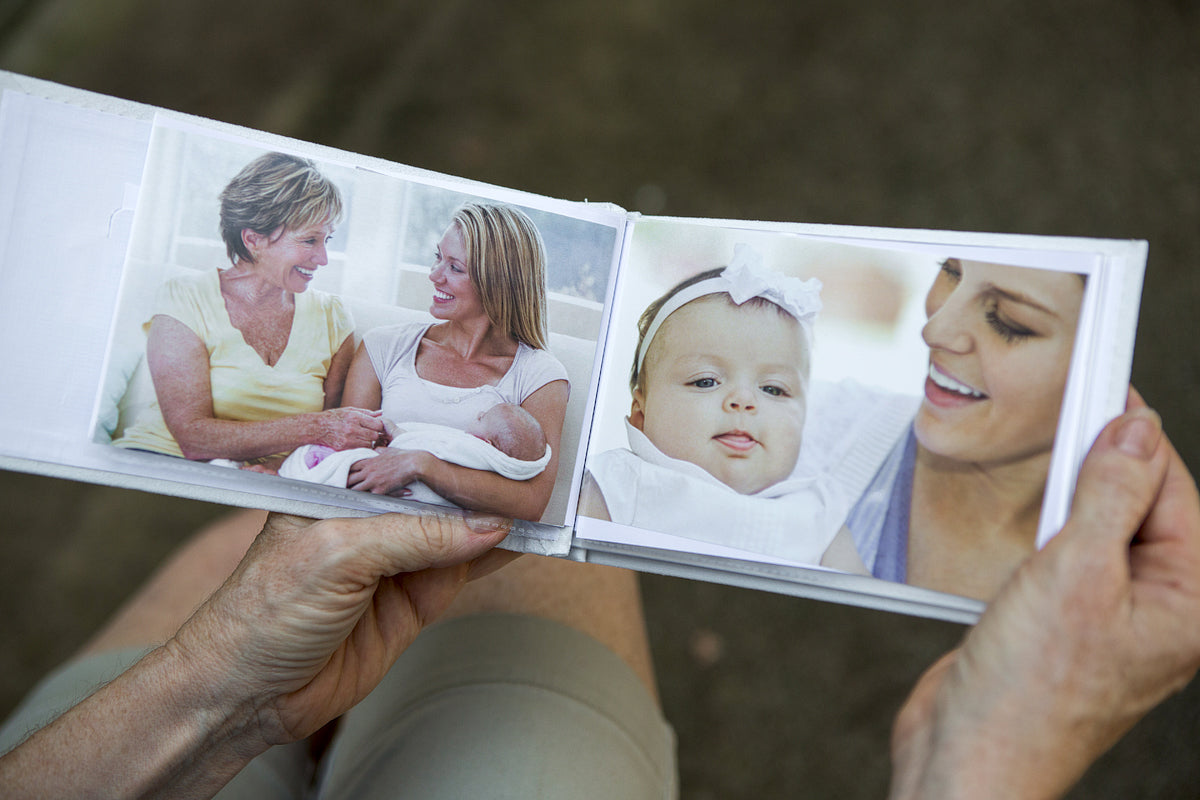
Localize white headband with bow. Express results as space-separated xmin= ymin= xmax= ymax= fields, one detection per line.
xmin=635 ymin=243 xmax=823 ymax=374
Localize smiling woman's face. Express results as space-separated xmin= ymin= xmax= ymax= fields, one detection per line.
xmin=428 ymin=224 xmax=486 ymax=322
xmin=914 ymin=258 xmax=1085 ymax=469
xmin=244 ymin=221 xmax=334 ymax=295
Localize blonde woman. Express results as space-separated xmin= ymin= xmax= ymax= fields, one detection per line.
xmin=343 ymin=203 xmax=569 ymax=522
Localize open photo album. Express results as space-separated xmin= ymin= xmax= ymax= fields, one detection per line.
xmin=0 ymin=72 xmax=1146 ymax=623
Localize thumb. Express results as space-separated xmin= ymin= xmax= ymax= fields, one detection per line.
xmin=1059 ymin=407 xmax=1167 ymax=555
xmin=355 ymin=509 xmax=512 ymax=577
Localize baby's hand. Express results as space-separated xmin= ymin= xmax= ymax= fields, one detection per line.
xmin=304 ymin=446 xmax=337 ymax=469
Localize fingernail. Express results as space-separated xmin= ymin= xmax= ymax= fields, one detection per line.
xmin=1116 ymin=408 xmax=1161 ymax=460
xmin=464 ymin=512 xmax=512 ymax=535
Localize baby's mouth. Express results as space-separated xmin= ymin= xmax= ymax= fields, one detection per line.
xmin=928 ymin=363 xmax=986 ymax=399
xmin=713 ymin=431 xmax=759 ymax=452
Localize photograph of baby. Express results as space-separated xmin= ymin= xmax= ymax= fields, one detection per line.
xmin=93 ymin=119 xmax=622 ymax=527
xmin=577 ymin=219 xmax=1087 ymax=602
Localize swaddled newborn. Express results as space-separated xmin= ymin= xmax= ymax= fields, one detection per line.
xmin=279 ymin=402 xmax=551 ymax=506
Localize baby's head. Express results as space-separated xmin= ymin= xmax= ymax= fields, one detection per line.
xmin=628 ymin=247 xmax=821 ymax=495
xmin=467 ymin=402 xmax=548 ymax=461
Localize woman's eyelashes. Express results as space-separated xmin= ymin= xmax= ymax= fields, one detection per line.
xmin=434 ymin=249 xmax=464 ymax=273
xmin=984 ymin=303 xmax=1038 ymax=344
xmin=939 ymin=259 xmax=962 ymax=282
xmin=939 ymin=259 xmax=1041 ymax=345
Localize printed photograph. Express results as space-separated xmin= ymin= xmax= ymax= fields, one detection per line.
xmin=578 ymin=218 xmax=1087 ymax=601
xmin=92 ymin=120 xmax=622 ymax=526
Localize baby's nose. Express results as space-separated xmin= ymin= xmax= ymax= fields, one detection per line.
xmin=723 ymin=387 xmax=756 ymax=412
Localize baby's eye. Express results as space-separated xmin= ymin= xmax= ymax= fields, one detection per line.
xmin=687 ymin=377 xmax=718 ymax=389
xmin=760 ymin=384 xmax=790 ymax=397
xmin=939 ymin=259 xmax=963 ymax=283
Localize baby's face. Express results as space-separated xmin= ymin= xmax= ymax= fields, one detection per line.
xmin=466 ymin=404 xmax=546 ymax=461
xmin=632 ymin=297 xmax=808 ymax=494
xmin=466 ymin=410 xmax=505 ymax=445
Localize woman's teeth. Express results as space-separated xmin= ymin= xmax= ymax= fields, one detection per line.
xmin=434 ymin=289 xmax=453 ymax=301
xmin=929 ymin=365 xmax=985 ymax=398
xmin=295 ymin=266 xmax=315 ymax=279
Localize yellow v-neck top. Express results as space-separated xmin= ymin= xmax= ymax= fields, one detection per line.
xmin=114 ymin=268 xmax=354 ymax=458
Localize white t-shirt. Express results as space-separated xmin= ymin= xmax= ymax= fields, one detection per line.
xmin=364 ymin=322 xmax=568 ymax=428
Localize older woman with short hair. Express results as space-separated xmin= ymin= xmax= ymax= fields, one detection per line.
xmin=343 ymin=202 xmax=569 ymax=522
xmin=115 ymin=152 xmax=385 ymax=461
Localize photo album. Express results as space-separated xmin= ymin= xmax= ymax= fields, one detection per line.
xmin=0 ymin=72 xmax=1146 ymax=623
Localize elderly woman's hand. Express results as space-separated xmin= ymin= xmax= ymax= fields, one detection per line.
xmin=173 ymin=511 xmax=512 ymax=746
xmin=0 ymin=510 xmax=514 ymax=798
xmin=889 ymin=401 xmax=1200 ymax=799
xmin=310 ymin=407 xmax=386 ymax=450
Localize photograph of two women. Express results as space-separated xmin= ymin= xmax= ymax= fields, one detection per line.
xmin=94 ymin=119 xmax=1128 ymax=604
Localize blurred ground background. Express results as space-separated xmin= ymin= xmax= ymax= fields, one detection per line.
xmin=1 ymin=1 xmax=1198 ymax=797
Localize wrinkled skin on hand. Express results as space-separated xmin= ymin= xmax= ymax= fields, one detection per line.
xmin=313 ymin=407 xmax=386 ymax=451
xmin=890 ymin=397 xmax=1200 ymax=800
xmin=169 ymin=510 xmax=515 ymax=747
